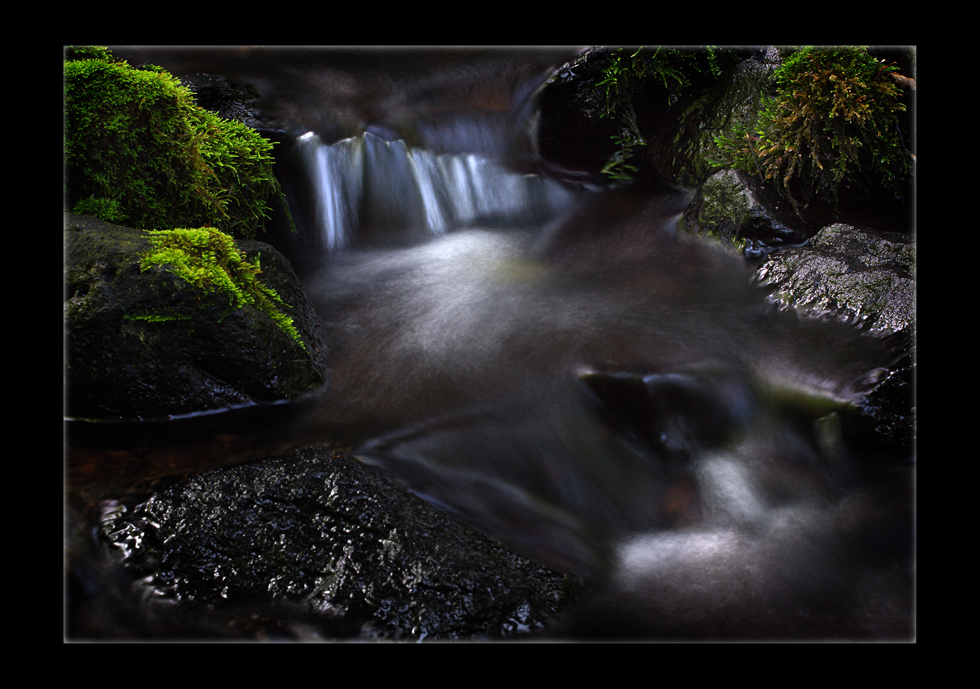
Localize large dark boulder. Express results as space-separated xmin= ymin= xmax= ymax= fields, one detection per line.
xmin=64 ymin=213 xmax=327 ymax=420
xmin=84 ymin=446 xmax=573 ymax=641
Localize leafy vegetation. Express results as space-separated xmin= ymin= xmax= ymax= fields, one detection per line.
xmin=131 ymin=226 xmax=304 ymax=348
xmin=596 ymin=47 xmax=735 ymax=181
xmin=70 ymin=196 xmax=128 ymax=225
xmin=64 ymin=46 xmax=291 ymax=239
xmin=712 ymin=47 xmax=913 ymax=211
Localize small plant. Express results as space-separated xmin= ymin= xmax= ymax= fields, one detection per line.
xmin=64 ymin=46 xmax=291 ymax=239
xmin=601 ymin=127 xmax=646 ymax=181
xmin=70 ymin=196 xmax=129 ymax=225
xmin=597 ymin=47 xmax=733 ymax=181
xmin=712 ymin=47 xmax=913 ymax=211
xmin=596 ymin=47 xmax=658 ymax=181
xmin=132 ymin=226 xmax=305 ymax=348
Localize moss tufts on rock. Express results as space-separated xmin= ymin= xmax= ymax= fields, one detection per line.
xmin=134 ymin=226 xmax=304 ymax=348
xmin=64 ymin=46 xmax=289 ymax=239
xmin=712 ymin=47 xmax=914 ymax=212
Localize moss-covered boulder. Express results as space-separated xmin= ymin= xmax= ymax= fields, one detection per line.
xmin=64 ymin=46 xmax=288 ymax=239
xmin=64 ymin=214 xmax=327 ymax=420
xmin=711 ymin=47 xmax=914 ymax=211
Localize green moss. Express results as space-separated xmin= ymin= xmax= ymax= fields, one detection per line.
xmin=712 ymin=47 xmax=913 ymax=211
xmin=124 ymin=310 xmax=193 ymax=324
xmin=64 ymin=46 xmax=291 ymax=239
xmin=136 ymin=227 xmax=305 ymax=348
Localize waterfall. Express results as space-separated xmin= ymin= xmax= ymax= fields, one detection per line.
xmin=296 ymin=130 xmax=588 ymax=251
xmin=297 ymin=132 xmax=364 ymax=251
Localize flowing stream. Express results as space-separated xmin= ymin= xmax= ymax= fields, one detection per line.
xmin=294 ymin=129 xmax=585 ymax=251
xmin=92 ymin=47 xmax=913 ymax=639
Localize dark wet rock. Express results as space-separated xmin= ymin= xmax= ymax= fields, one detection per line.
xmin=178 ymin=72 xmax=260 ymax=124
xmin=754 ymin=223 xmax=915 ymax=335
xmin=842 ymin=329 xmax=915 ymax=460
xmin=92 ymin=447 xmax=573 ymax=641
xmin=64 ymin=214 xmax=327 ymax=420
xmin=685 ymin=169 xmax=811 ymax=258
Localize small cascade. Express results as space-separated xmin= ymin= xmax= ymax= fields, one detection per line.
xmin=296 ymin=130 xmax=588 ymax=251
xmin=296 ymin=133 xmax=364 ymax=251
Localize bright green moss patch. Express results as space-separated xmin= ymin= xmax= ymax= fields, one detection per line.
xmin=135 ymin=227 xmax=304 ymax=348
xmin=64 ymin=46 xmax=290 ymax=238
xmin=124 ymin=309 xmax=193 ymax=324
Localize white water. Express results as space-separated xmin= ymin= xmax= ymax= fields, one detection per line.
xmin=296 ymin=130 xmax=587 ymax=251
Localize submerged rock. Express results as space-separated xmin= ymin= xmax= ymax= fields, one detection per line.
xmin=91 ymin=447 xmax=573 ymax=641
xmin=64 ymin=213 xmax=327 ymax=420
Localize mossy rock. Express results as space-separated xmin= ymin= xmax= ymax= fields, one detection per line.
xmin=64 ymin=47 xmax=288 ymax=239
xmin=64 ymin=214 xmax=327 ymax=420
xmin=684 ymin=169 xmax=809 ymax=257
xmin=711 ymin=47 xmax=914 ymax=210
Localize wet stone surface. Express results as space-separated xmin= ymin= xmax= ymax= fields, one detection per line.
xmin=755 ymin=223 xmax=915 ymax=335
xmin=95 ymin=446 xmax=574 ymax=641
